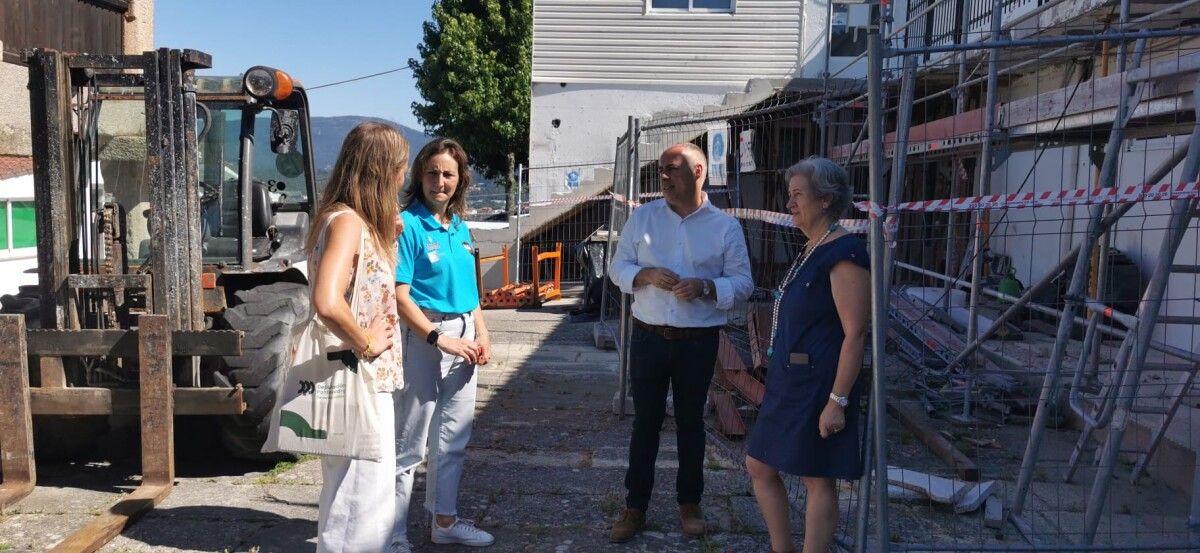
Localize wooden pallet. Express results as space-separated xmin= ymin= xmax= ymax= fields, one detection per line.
xmin=717 ymin=331 xmax=746 ymax=372
xmin=745 ymin=302 xmax=773 ymax=369
xmin=709 ymin=390 xmax=747 ymax=438
xmin=719 ymin=368 xmax=766 ymax=406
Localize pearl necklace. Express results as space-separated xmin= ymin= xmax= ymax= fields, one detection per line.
xmin=766 ymin=223 xmax=839 ymax=358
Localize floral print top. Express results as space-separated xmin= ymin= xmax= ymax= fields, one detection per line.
xmin=314 ymin=209 xmax=404 ymax=393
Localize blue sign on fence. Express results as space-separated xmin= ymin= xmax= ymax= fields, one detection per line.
xmin=708 ymin=124 xmax=728 ymax=187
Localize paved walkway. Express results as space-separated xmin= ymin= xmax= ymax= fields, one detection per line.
xmin=0 ymin=300 xmax=773 ymax=552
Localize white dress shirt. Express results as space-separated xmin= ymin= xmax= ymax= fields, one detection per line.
xmin=610 ymin=197 xmax=754 ymax=328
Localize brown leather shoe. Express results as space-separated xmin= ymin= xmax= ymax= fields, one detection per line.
xmin=609 ymin=507 xmax=645 ymax=543
xmin=679 ymin=503 xmax=706 ymax=538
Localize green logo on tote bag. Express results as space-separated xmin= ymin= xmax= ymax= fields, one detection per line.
xmin=280 ymin=410 xmax=327 ymax=439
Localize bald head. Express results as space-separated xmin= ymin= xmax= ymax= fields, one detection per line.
xmin=664 ymin=143 xmax=708 ymax=185
xmin=659 ymin=142 xmax=709 ymax=211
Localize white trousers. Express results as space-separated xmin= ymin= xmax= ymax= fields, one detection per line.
xmin=317 ymin=392 xmax=398 ymax=553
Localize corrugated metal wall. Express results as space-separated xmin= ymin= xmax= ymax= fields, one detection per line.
xmin=0 ymin=0 xmax=127 ymax=62
xmin=533 ymin=0 xmax=803 ymax=86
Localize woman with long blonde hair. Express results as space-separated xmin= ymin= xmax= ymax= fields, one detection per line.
xmin=306 ymin=121 xmax=409 ymax=552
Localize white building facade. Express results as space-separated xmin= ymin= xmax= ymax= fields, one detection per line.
xmin=530 ymin=0 xmax=861 ymax=201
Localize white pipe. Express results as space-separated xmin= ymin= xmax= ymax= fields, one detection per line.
xmin=1062 ymin=144 xmax=1082 ymax=260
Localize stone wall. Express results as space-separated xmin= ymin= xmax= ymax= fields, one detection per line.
xmin=0 ymin=0 xmax=154 ymax=156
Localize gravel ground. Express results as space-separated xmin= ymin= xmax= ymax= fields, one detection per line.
xmin=0 ymin=298 xmax=774 ymax=552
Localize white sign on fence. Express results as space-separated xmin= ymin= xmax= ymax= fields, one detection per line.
xmin=708 ymin=123 xmax=729 ymax=187
xmin=739 ymin=129 xmax=756 ymax=173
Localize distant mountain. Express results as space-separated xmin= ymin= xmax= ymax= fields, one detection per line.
xmin=309 ymin=115 xmax=432 ymax=176
xmin=308 ymin=115 xmax=495 ymax=195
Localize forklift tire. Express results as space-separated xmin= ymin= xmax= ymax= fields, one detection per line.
xmin=218 ymin=281 xmax=309 ymax=460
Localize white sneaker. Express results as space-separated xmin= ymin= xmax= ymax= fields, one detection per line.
xmin=431 ymin=517 xmax=495 ymax=546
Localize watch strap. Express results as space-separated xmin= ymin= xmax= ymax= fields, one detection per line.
xmin=426 ymin=329 xmax=441 ymax=345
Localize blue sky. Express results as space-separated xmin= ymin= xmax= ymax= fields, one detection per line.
xmin=155 ymin=0 xmax=432 ymax=129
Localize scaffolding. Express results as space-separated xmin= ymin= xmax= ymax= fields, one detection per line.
xmin=598 ymin=0 xmax=1200 ymax=548
xmin=856 ymin=0 xmax=1200 ymax=548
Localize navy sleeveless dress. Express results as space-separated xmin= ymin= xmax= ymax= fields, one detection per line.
xmin=747 ymin=234 xmax=869 ymax=479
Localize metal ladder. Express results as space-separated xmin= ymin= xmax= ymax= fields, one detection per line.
xmin=1078 ymin=185 xmax=1200 ymax=540
xmin=1063 ymin=224 xmax=1200 ymax=485
xmin=1011 ymin=55 xmax=1200 ymax=543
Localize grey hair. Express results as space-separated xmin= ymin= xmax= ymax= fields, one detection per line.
xmin=783 ymin=157 xmax=852 ymax=219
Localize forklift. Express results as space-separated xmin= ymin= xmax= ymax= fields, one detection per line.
xmin=1 ymin=46 xmax=318 ymax=463
xmin=0 ymin=46 xmax=320 ymax=550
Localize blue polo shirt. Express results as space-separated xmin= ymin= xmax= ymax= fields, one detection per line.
xmin=395 ymin=202 xmax=480 ymax=314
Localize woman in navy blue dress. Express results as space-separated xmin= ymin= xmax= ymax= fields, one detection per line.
xmin=746 ymin=158 xmax=870 ymax=553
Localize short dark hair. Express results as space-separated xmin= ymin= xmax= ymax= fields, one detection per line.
xmin=404 ymin=137 xmax=472 ymax=218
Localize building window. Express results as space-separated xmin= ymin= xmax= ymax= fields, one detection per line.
xmin=0 ymin=200 xmax=37 ymax=255
xmin=649 ymin=0 xmax=735 ymax=12
xmin=830 ymin=2 xmax=870 ymax=57
xmin=8 ymin=201 xmax=36 ymax=249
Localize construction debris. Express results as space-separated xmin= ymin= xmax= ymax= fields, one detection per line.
xmin=984 ymin=495 xmax=1005 ymax=529
xmin=887 ymin=287 xmax=1032 ymax=423
xmin=887 ymin=466 xmax=997 ymax=514
xmin=887 ymin=399 xmax=980 ymax=481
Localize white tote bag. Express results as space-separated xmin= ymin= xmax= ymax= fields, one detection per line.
xmin=262 ymin=211 xmax=383 ymax=461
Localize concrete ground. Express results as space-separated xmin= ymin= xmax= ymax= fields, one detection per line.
xmin=0 ymin=297 xmax=773 ymax=552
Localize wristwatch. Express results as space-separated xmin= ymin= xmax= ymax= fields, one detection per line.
xmin=426 ymin=328 xmax=441 ymax=345
xmin=829 ymin=392 xmax=849 ymax=408
xmin=702 ymin=280 xmax=711 ymax=298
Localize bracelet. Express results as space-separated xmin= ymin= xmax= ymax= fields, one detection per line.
xmin=363 ymin=335 xmax=373 ymax=357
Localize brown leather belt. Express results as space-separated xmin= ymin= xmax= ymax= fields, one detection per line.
xmin=633 ymin=318 xmax=721 ymax=341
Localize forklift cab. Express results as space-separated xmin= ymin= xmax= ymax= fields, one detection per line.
xmin=192 ymin=67 xmax=316 ymax=270
xmin=97 ymin=66 xmax=316 ymax=275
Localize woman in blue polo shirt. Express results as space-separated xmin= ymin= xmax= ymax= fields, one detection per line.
xmin=391 ymin=138 xmax=495 ymax=550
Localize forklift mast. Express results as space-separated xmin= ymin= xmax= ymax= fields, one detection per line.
xmin=28 ymin=48 xmax=210 ymax=333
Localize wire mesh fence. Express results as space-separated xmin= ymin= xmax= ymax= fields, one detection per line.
xmin=867 ymin=2 xmax=1200 ymax=549
xmin=597 ymin=0 xmax=1200 ymax=549
xmin=602 ymin=86 xmax=876 ymax=549
xmin=465 ymin=161 xmax=617 ymax=322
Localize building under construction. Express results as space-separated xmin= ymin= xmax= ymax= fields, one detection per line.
xmin=571 ymin=0 xmax=1200 ymax=549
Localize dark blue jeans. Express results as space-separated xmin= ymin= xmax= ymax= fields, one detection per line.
xmin=624 ymin=323 xmax=719 ymax=511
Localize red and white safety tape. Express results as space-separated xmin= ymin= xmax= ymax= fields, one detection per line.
xmin=526 ymin=191 xmax=664 ymax=208
xmin=528 ymin=192 xmax=878 ymax=235
xmin=854 ymin=180 xmax=1200 ymax=216
xmin=723 ymin=207 xmax=874 ymax=235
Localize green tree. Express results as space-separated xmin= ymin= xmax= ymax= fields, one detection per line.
xmin=410 ymin=0 xmax=532 ymax=213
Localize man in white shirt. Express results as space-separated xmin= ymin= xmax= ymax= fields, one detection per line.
xmin=607 ymin=142 xmax=753 ymax=543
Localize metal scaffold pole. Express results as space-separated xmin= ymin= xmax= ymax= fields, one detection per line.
xmin=599 ymin=130 xmax=629 ymax=344
xmin=1010 ymin=0 xmax=1143 ymax=526
xmin=885 ymin=54 xmax=917 ymax=275
xmin=865 ymin=3 xmax=891 ymax=549
xmin=961 ymin=0 xmax=1004 ymax=423
xmin=515 ymin=164 xmax=524 ymax=283
xmin=1080 ymin=77 xmax=1200 ymax=544
xmin=616 ymin=117 xmax=638 ymax=418
xmin=852 ymin=50 xmax=916 ymax=553
xmin=943 ymin=0 xmax=974 ymax=313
